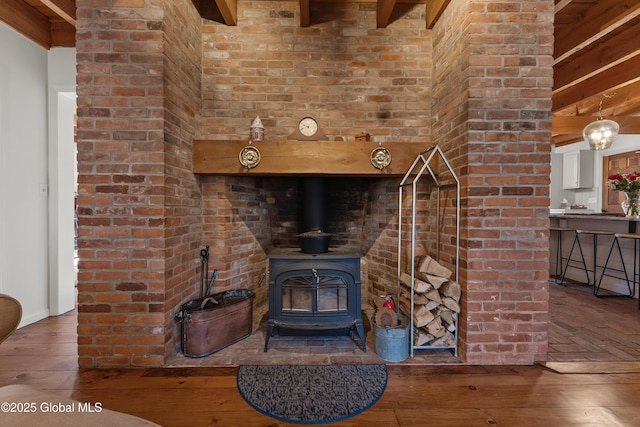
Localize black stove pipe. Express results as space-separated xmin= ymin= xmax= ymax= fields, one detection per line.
xmin=302 ymin=177 xmax=327 ymax=232
xmin=299 ymin=177 xmax=331 ymax=253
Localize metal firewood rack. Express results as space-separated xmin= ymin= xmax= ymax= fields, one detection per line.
xmin=397 ymin=145 xmax=460 ymax=357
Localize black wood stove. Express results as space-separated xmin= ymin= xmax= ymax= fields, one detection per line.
xmin=264 ymin=177 xmax=366 ymax=352
xmin=264 ymin=248 xmax=365 ymax=352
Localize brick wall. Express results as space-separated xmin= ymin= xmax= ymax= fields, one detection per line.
xmin=199 ymin=1 xmax=431 ymax=142
xmin=432 ymin=0 xmax=554 ymax=363
xmin=364 ymin=179 xmax=402 ymax=298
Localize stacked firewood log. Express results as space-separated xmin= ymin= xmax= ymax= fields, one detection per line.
xmin=399 ymin=255 xmax=461 ymax=347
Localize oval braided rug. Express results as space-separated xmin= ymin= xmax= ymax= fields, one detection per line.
xmin=237 ymin=364 xmax=387 ymax=424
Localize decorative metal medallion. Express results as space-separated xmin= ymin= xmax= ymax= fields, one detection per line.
xmin=370 ymin=146 xmax=391 ymax=170
xmin=239 ymin=144 xmax=261 ymax=169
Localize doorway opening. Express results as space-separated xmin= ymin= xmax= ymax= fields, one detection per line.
xmin=48 ymin=90 xmax=77 ymax=315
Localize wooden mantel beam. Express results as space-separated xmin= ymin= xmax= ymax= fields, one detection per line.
xmin=193 ymin=140 xmax=429 ymax=176
xmin=215 ymin=0 xmax=237 ymax=26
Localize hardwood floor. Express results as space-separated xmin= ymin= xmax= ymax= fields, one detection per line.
xmin=547 ymin=282 xmax=640 ymax=363
xmin=1 ymin=283 xmax=640 ymax=426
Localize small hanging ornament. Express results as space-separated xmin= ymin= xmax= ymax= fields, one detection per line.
xmin=250 ymin=115 xmax=265 ymax=141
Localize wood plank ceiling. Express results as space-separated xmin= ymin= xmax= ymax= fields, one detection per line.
xmin=1 ymin=0 xmax=639 ymax=145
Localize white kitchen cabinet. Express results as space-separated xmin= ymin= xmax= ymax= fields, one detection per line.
xmin=562 ymin=150 xmax=594 ymax=189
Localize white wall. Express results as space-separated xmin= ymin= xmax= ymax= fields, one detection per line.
xmin=0 ymin=22 xmax=77 ymax=326
xmin=551 ymin=135 xmax=640 ymax=212
xmin=0 ymin=23 xmax=49 ymax=325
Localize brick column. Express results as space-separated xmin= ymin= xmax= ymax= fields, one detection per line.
xmin=75 ymin=0 xmax=202 ymax=367
xmin=432 ymin=0 xmax=554 ymax=363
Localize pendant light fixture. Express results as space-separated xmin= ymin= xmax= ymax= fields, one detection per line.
xmin=583 ymin=94 xmax=619 ymax=150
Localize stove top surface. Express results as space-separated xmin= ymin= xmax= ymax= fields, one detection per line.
xmin=268 ymin=247 xmax=361 ymax=258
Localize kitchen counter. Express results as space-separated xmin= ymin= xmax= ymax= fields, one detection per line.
xmin=550 ymin=213 xmax=640 ymax=232
xmin=550 ymin=213 xmax=639 ymax=220
xmin=549 ymin=213 xmax=639 ymax=297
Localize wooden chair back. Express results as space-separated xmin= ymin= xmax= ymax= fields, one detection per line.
xmin=0 ymin=294 xmax=22 ymax=345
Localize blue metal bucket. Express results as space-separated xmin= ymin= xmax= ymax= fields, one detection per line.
xmin=373 ymin=313 xmax=409 ymax=362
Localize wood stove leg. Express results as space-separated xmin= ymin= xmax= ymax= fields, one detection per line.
xmin=264 ymin=321 xmax=276 ymax=352
xmin=354 ymin=321 xmax=366 ymax=352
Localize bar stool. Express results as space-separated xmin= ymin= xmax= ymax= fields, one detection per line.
xmin=580 ymin=230 xmax=615 ymax=292
xmin=596 ymin=232 xmax=638 ymax=299
xmin=560 ymin=230 xmax=596 ymax=285
xmin=549 ymin=226 xmax=575 ymax=283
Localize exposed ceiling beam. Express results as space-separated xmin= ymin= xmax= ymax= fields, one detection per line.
xmin=554 ymin=22 xmax=640 ymax=94
xmin=40 ymin=0 xmax=76 ymax=26
xmin=554 ymin=0 xmax=571 ymax=13
xmin=552 ymin=115 xmax=640 ymax=137
xmin=376 ymin=0 xmax=396 ymax=28
xmin=552 ymin=0 xmax=640 ymax=144
xmin=299 ymin=0 xmax=310 ymax=27
xmin=214 ymin=0 xmax=237 ymax=26
xmin=194 ymin=0 xmax=442 ymax=29
xmin=425 ymin=0 xmax=451 ymax=29
xmin=0 ymin=0 xmax=52 ymax=49
xmin=601 ymin=80 xmax=640 ymax=116
xmin=50 ymin=20 xmax=75 ymax=47
xmin=553 ymin=53 xmax=640 ymax=112
xmin=554 ymin=0 xmax=640 ymax=64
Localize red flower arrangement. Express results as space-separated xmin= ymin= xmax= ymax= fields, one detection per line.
xmin=608 ymin=172 xmax=640 ymax=217
xmin=607 ymin=172 xmax=640 ymax=194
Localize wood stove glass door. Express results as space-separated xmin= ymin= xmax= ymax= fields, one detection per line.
xmin=281 ymin=271 xmax=349 ymax=314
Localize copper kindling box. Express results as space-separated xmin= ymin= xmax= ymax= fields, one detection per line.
xmin=175 ymin=289 xmax=255 ymax=358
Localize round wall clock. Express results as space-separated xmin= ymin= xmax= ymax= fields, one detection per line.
xmin=288 ymin=116 xmax=328 ymax=141
xmin=298 ymin=117 xmax=319 ymax=137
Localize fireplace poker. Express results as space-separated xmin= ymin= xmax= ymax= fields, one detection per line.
xmin=206 ymin=269 xmax=218 ymax=297
xmin=200 ymin=246 xmax=209 ymax=297
xmin=257 ymin=272 xmax=266 ymax=287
